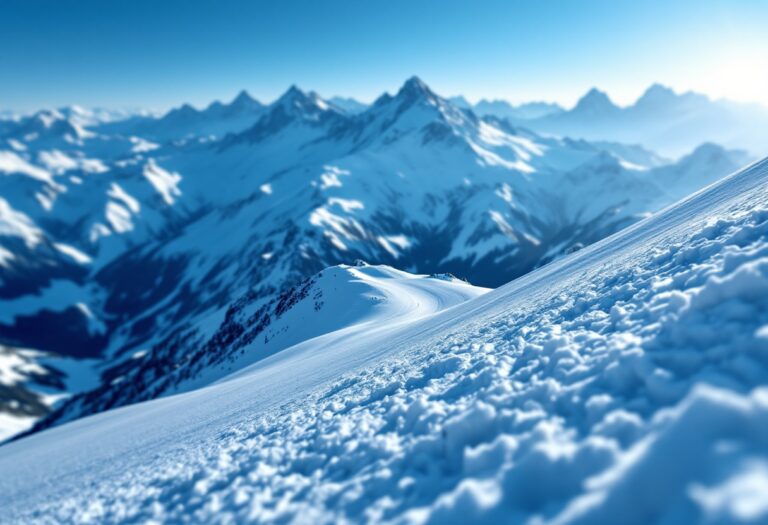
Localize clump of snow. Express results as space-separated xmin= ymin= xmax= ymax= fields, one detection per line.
xmin=129 ymin=136 xmax=159 ymax=153
xmin=318 ymin=165 xmax=350 ymax=189
xmin=327 ymin=197 xmax=364 ymax=213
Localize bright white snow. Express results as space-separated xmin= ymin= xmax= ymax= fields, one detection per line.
xmin=0 ymin=154 xmax=767 ymax=524
xmin=142 ymin=159 xmax=182 ymax=205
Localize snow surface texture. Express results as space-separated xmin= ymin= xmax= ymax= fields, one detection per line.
xmin=2 ymin=161 xmax=768 ymax=524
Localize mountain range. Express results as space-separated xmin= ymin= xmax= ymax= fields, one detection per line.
xmin=501 ymin=84 xmax=768 ymax=157
xmin=452 ymin=84 xmax=768 ymax=157
xmin=0 ymin=76 xmax=758 ymax=441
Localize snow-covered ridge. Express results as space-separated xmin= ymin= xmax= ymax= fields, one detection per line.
xmin=1 ymin=152 xmax=767 ymax=523
xmin=22 ymin=264 xmax=487 ymax=432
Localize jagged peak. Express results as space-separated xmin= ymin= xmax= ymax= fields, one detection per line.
xmin=59 ymin=104 xmax=89 ymax=117
xmin=231 ymin=89 xmax=256 ymax=104
xmin=230 ymin=84 xmax=341 ymax=144
xmin=644 ymin=83 xmax=675 ymax=97
xmin=32 ymin=108 xmax=66 ymax=125
xmin=397 ymin=75 xmax=437 ymax=100
xmin=18 ymin=108 xmax=92 ymax=139
xmin=476 ymin=98 xmax=510 ymax=106
xmin=367 ymin=76 xmax=445 ymax=115
xmin=686 ymin=142 xmax=729 ymax=159
xmin=167 ymin=103 xmax=199 ymax=118
xmin=573 ymin=87 xmax=618 ymax=113
xmin=634 ymin=83 xmax=678 ymax=108
xmin=205 ymin=100 xmax=225 ymax=111
xmin=269 ymin=85 xmax=338 ymax=118
xmin=225 ymin=89 xmax=262 ymax=112
xmin=277 ymin=84 xmax=307 ymax=103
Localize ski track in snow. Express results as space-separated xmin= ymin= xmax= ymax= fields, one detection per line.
xmin=1 ymin=159 xmax=768 ymax=524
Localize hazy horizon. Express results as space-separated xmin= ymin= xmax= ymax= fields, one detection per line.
xmin=7 ymin=77 xmax=768 ymax=116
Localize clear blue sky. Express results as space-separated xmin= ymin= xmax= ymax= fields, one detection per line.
xmin=2 ymin=0 xmax=767 ymax=111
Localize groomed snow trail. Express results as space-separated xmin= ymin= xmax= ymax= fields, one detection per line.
xmin=2 ymin=158 xmax=768 ymax=524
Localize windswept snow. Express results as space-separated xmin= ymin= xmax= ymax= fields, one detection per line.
xmin=0 ymin=151 xmax=767 ymax=524
xmin=53 ymin=243 xmax=92 ymax=264
xmin=0 ymin=197 xmax=43 ymax=247
xmin=142 ymin=159 xmax=182 ymax=205
xmin=0 ymin=150 xmax=53 ymax=183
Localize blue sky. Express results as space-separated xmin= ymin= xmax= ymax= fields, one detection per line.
xmin=2 ymin=0 xmax=767 ymax=111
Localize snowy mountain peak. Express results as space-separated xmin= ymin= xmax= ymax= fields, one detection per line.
xmin=638 ymin=83 xmax=676 ymax=103
xmin=277 ymin=84 xmax=308 ymax=104
xmin=472 ymin=99 xmax=565 ymax=120
xmin=168 ymin=103 xmax=198 ymax=119
xmin=273 ymin=85 xmax=336 ymax=116
xmin=13 ymin=110 xmax=92 ymax=141
xmin=354 ymin=76 xmax=473 ymax=149
xmin=573 ymin=87 xmax=619 ymax=114
xmin=230 ymin=89 xmax=260 ymax=109
xmin=230 ymin=85 xmax=342 ymax=143
xmin=381 ymin=76 xmax=457 ymax=118
xmin=397 ymin=75 xmax=438 ymax=103
xmin=203 ymin=90 xmax=263 ymax=117
xmin=632 ymin=84 xmax=713 ymax=116
xmin=31 ymin=109 xmax=65 ymax=125
xmin=682 ymin=142 xmax=750 ymax=167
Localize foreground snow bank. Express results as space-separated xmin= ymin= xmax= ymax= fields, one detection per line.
xmin=1 ymin=158 xmax=768 ymax=524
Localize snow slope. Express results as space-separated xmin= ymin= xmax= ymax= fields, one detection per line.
xmin=1 ymin=154 xmax=767 ymax=524
xmin=0 ymin=78 xmax=754 ymax=441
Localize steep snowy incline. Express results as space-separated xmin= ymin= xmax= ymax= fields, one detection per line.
xmin=1 ymin=153 xmax=767 ymax=524
xmin=1 ymin=149 xmax=767 ymax=523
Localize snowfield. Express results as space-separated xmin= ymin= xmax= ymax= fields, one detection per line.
xmin=1 ymin=157 xmax=768 ymax=524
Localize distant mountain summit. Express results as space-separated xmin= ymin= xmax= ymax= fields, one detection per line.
xmin=272 ymin=85 xmax=338 ymax=118
xmin=634 ymin=83 xmax=679 ymax=109
xmin=98 ymin=90 xmax=266 ymax=141
xmin=468 ymin=98 xmax=564 ymax=120
xmin=328 ymin=96 xmax=368 ymax=114
xmin=228 ymin=89 xmax=262 ymax=111
xmin=571 ymin=87 xmax=620 ymax=117
xmin=519 ymin=83 xmax=768 ymax=157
